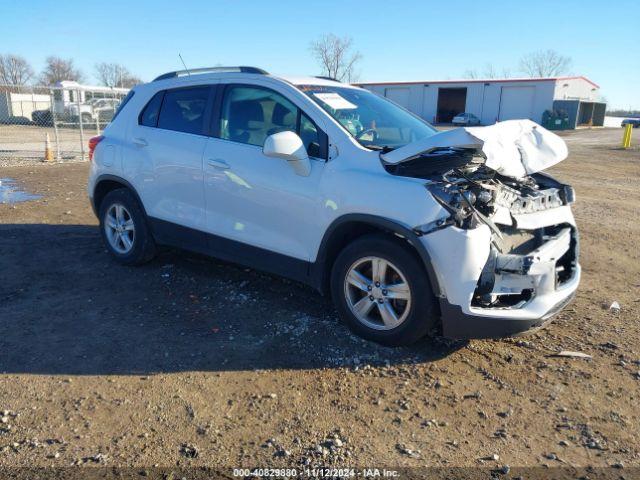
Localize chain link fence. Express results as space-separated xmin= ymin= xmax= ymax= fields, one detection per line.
xmin=0 ymin=84 xmax=129 ymax=165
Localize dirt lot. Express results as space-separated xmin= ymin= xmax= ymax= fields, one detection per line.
xmin=1 ymin=128 xmax=639 ymax=475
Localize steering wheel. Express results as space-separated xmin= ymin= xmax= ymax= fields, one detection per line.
xmin=355 ymin=128 xmax=378 ymax=141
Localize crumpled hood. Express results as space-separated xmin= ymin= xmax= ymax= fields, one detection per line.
xmin=381 ymin=119 xmax=568 ymax=178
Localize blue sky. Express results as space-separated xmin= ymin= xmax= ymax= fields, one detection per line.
xmin=2 ymin=0 xmax=639 ymax=109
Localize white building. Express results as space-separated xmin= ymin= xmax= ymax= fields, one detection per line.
xmin=0 ymin=91 xmax=51 ymax=120
xmin=357 ymin=76 xmax=605 ymax=128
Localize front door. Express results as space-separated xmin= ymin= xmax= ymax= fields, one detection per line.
xmin=203 ymin=84 xmax=327 ymax=263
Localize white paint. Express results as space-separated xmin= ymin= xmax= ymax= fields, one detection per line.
xmin=381 ymin=119 xmax=568 ymax=179
xmin=129 ymin=125 xmax=208 ymax=231
xmin=262 ymin=131 xmax=311 ymax=176
xmin=421 ymin=225 xmax=492 ymax=307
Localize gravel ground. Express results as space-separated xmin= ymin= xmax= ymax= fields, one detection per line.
xmin=0 ymin=128 xmax=639 ymax=475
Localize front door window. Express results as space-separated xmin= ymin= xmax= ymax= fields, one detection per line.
xmin=219 ymin=85 xmax=325 ymax=158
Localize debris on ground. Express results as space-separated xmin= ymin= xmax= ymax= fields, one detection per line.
xmin=609 ymin=301 xmax=621 ymax=314
xmin=549 ymin=351 xmax=593 ymax=359
xmin=396 ymin=444 xmax=420 ymax=458
xmin=179 ymin=444 xmax=198 ymax=458
xmin=480 ymin=453 xmax=500 ymax=462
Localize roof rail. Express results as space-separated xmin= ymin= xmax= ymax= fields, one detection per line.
xmin=315 ymin=75 xmax=340 ymax=82
xmin=153 ymin=66 xmax=268 ymax=82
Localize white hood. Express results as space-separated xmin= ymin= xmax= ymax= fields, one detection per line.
xmin=381 ymin=119 xmax=568 ymax=178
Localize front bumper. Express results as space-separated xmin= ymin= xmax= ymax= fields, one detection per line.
xmin=419 ymin=207 xmax=580 ymax=339
xmin=439 ymin=267 xmax=579 ymax=339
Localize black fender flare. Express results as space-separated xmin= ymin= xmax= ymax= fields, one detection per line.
xmin=310 ymin=213 xmax=443 ymax=298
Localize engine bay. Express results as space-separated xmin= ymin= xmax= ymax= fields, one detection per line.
xmin=385 ymin=148 xmax=575 ymax=246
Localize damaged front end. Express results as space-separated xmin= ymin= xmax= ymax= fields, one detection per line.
xmin=383 ymin=122 xmax=581 ymax=337
xmin=396 ymin=153 xmax=578 ymax=310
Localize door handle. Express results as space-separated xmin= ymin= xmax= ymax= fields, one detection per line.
xmin=207 ymin=158 xmax=230 ymax=170
xmin=133 ymin=137 xmax=148 ymax=147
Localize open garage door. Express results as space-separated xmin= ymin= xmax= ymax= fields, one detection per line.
xmin=384 ymin=88 xmax=411 ymax=109
xmin=437 ymin=88 xmax=467 ymax=123
xmin=499 ymin=86 xmax=535 ymax=121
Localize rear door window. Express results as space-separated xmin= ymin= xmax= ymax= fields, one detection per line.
xmin=157 ymin=87 xmax=210 ymax=135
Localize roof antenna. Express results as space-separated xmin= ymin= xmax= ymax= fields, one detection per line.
xmin=178 ymin=54 xmax=191 ymax=76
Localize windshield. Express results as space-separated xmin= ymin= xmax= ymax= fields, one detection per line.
xmin=299 ymin=85 xmax=437 ymax=150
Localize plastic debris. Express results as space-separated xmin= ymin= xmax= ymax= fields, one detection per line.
xmin=609 ymin=301 xmax=621 ymax=314
xmin=551 ymin=351 xmax=593 ymax=359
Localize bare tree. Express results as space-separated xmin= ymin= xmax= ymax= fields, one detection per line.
xmin=462 ymin=69 xmax=479 ymax=79
xmin=0 ymin=54 xmax=34 ymax=85
xmin=309 ymin=34 xmax=362 ymax=83
xmin=121 ymin=74 xmax=142 ymax=88
xmin=95 ymin=62 xmax=121 ymax=87
xmin=519 ymin=49 xmax=572 ymax=78
xmin=95 ymin=62 xmax=142 ymax=88
xmin=39 ymin=56 xmax=84 ymax=85
xmin=482 ymin=63 xmax=497 ymax=79
xmin=462 ymin=64 xmax=510 ymax=79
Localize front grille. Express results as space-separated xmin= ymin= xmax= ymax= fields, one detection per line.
xmin=494 ymin=185 xmax=564 ymax=215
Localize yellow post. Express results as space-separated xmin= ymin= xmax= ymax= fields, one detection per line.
xmin=622 ymin=124 xmax=632 ymax=148
xmin=44 ymin=133 xmax=54 ymax=162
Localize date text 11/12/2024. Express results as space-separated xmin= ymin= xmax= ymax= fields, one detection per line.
xmin=232 ymin=467 xmax=400 ymax=477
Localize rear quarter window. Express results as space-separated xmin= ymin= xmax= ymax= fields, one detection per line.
xmin=111 ymin=90 xmax=135 ymax=121
xmin=139 ymin=91 xmax=164 ymax=127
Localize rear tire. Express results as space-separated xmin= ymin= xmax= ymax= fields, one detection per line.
xmin=98 ymin=188 xmax=156 ymax=265
xmin=330 ymin=234 xmax=438 ymax=346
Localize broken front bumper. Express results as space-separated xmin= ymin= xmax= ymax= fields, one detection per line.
xmin=420 ymin=208 xmax=580 ymax=339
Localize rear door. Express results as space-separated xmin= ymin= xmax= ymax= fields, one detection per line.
xmin=129 ymin=85 xmax=214 ymax=237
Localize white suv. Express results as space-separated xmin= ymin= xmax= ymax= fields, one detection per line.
xmin=87 ymin=66 xmax=580 ymax=346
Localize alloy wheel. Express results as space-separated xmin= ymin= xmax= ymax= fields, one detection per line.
xmin=104 ymin=203 xmax=135 ymax=254
xmin=344 ymin=256 xmax=412 ymax=331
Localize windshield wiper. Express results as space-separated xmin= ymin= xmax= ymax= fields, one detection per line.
xmin=366 ymin=145 xmax=395 ymax=153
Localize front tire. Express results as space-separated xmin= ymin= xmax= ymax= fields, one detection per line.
xmin=98 ymin=188 xmax=156 ymax=265
xmin=330 ymin=234 xmax=438 ymax=346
